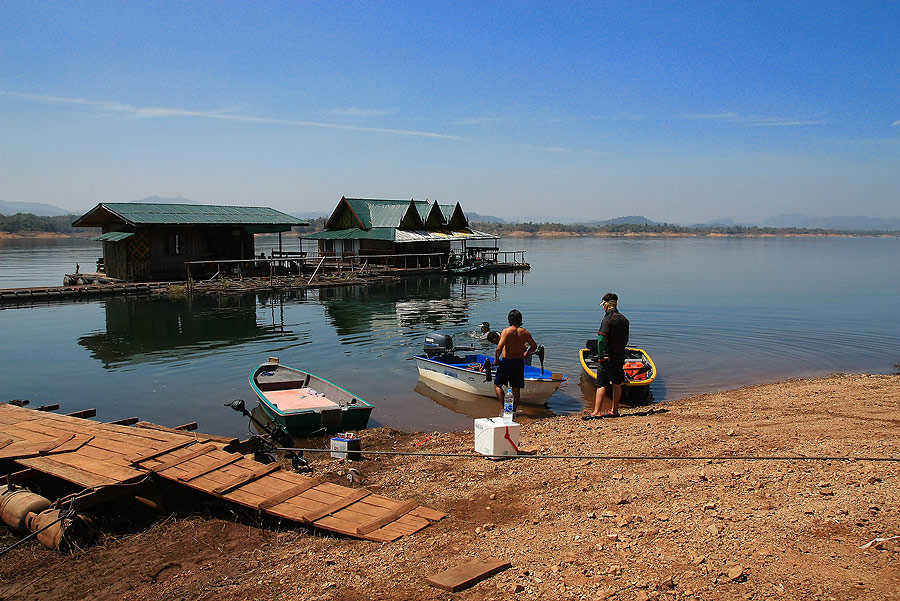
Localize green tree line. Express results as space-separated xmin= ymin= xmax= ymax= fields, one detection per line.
xmin=471 ymin=220 xmax=895 ymax=237
xmin=0 ymin=213 xmax=84 ymax=234
xmin=3 ymin=212 xmax=894 ymax=237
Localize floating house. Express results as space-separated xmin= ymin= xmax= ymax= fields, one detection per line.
xmin=303 ymin=197 xmax=497 ymax=267
xmin=72 ymin=203 xmax=307 ymax=281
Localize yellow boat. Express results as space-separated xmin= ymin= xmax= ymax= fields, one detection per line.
xmin=579 ymin=340 xmax=657 ymax=404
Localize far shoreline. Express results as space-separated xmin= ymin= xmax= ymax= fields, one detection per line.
xmin=486 ymin=230 xmax=898 ymax=238
xmin=3 ymin=229 xmax=898 ymax=241
xmin=0 ymin=231 xmax=94 ymax=240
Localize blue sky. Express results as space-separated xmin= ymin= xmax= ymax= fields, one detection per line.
xmin=1 ymin=1 xmax=898 ymax=223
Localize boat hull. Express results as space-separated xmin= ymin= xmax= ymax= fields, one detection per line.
xmin=414 ymin=353 xmax=566 ymax=406
xmin=579 ymin=347 xmax=657 ymax=404
xmin=250 ymin=361 xmax=374 ymax=437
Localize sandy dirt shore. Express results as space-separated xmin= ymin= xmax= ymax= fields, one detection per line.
xmin=0 ymin=231 xmax=70 ymax=240
xmin=2 ymin=373 xmax=899 ymax=601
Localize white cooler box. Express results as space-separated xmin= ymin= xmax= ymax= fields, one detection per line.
xmin=474 ymin=417 xmax=520 ymax=459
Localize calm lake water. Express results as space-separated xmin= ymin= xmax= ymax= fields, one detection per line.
xmin=2 ymin=235 xmax=899 ymax=438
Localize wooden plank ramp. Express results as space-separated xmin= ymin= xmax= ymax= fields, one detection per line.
xmin=0 ymin=404 xmax=445 ymax=541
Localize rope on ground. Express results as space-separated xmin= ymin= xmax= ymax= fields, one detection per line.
xmin=0 ymin=510 xmax=71 ymax=557
xmin=276 ymin=447 xmax=900 ymax=462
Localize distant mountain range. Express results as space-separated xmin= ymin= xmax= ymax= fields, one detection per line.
xmin=0 ymin=196 xmax=198 ymax=217
xmin=762 ymin=214 xmax=900 ymax=231
xmin=0 ymin=200 xmax=75 ymax=216
xmin=291 ymin=210 xmax=331 ymax=220
xmin=581 ymin=215 xmax=660 ymax=227
xmin=465 ymin=212 xmax=506 ymax=223
xmin=576 ymin=214 xmax=900 ymax=231
xmin=3 ymin=198 xmax=899 ymax=232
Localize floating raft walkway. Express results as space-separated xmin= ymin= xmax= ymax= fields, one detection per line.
xmin=0 ymin=404 xmax=444 ymax=542
xmin=0 ymin=281 xmax=171 ymax=302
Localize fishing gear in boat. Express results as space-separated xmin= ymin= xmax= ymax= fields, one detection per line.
xmin=225 ymin=399 xmax=310 ymax=472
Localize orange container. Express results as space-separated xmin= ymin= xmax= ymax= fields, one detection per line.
xmin=0 ymin=485 xmax=52 ymax=533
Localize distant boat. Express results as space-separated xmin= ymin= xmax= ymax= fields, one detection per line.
xmin=413 ymin=333 xmax=567 ymax=406
xmin=578 ymin=340 xmax=657 ymax=404
xmin=250 ymin=357 xmax=374 ymax=437
xmin=449 ymin=261 xmax=489 ymax=275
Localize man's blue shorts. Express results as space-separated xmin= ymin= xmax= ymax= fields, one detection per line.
xmin=494 ymin=358 xmax=525 ymax=389
xmin=596 ymin=357 xmax=625 ymax=388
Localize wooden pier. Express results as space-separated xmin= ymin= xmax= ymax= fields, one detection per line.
xmin=0 ymin=281 xmax=171 ymax=302
xmin=0 ymin=404 xmax=444 ymax=542
xmin=0 ymin=250 xmax=529 ymax=304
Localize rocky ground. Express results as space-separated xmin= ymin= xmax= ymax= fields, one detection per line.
xmin=2 ymin=373 xmax=899 ymax=601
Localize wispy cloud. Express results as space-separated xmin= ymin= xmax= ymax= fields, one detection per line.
xmin=452 ymin=116 xmax=507 ymax=126
xmin=0 ymin=91 xmax=459 ymax=139
xmin=680 ymin=112 xmax=827 ymax=127
xmin=328 ymin=107 xmax=392 ymax=117
xmin=853 ymin=138 xmax=900 ymax=146
xmin=893 ymin=119 xmax=900 ymax=126
xmin=519 ymin=143 xmax=574 ymax=153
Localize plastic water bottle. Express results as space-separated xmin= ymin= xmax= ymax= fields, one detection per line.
xmin=503 ymin=388 xmax=514 ymax=423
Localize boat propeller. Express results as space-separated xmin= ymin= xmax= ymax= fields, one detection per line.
xmin=226 ymin=399 xmax=310 ymax=472
xmin=481 ymin=358 xmax=493 ymax=382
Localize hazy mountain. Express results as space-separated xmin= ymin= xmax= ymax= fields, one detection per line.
xmin=292 ymin=210 xmax=331 ymax=219
xmin=690 ymin=218 xmax=757 ymax=227
xmin=763 ymin=214 xmax=900 ymax=231
xmin=466 ymin=212 xmax=506 ymax=223
xmin=0 ymin=200 xmax=74 ymax=216
xmin=579 ymin=215 xmax=660 ymax=226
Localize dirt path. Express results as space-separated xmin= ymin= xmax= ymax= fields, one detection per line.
xmin=2 ymin=374 xmax=899 ymax=600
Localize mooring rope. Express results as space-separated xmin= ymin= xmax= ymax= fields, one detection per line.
xmin=0 ymin=474 xmax=152 ymax=558
xmin=276 ymin=447 xmax=900 ymax=462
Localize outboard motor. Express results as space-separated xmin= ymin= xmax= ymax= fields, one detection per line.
xmin=423 ymin=333 xmax=454 ymax=358
xmin=536 ymin=344 xmax=546 ymax=374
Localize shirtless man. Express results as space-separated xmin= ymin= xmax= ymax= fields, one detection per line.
xmin=493 ymin=309 xmax=539 ymax=412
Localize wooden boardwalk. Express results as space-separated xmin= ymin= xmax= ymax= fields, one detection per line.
xmin=0 ymin=404 xmax=444 ymax=542
xmin=0 ymin=281 xmax=170 ymax=302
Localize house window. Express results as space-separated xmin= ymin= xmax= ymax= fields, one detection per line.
xmin=167 ymin=233 xmax=181 ymax=255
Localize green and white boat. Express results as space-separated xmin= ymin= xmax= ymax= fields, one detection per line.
xmin=250 ymin=357 xmax=374 ymax=437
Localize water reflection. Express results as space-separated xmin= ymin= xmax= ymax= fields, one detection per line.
xmin=318 ymin=276 xmax=497 ymax=336
xmin=413 ymin=380 xmax=553 ymax=419
xmin=77 ymin=294 xmax=309 ymax=367
xmin=6 ymin=236 xmax=898 ymax=437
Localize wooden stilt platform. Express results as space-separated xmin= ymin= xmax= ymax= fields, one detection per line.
xmin=0 ymin=404 xmax=444 ymax=542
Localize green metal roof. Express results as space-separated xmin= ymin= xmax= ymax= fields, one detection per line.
xmin=341 ymin=199 xmax=428 ymax=229
xmin=324 ymin=198 xmax=474 ymax=234
xmin=73 ymin=203 xmax=308 ymax=229
xmin=304 ymin=228 xmax=497 ymax=243
xmin=90 ymin=231 xmax=134 ymax=242
xmin=438 ymin=204 xmax=455 ymax=221
xmin=306 ymin=227 xmax=398 ymax=241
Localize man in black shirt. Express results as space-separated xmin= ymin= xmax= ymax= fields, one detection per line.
xmin=587 ymin=292 xmax=630 ymax=418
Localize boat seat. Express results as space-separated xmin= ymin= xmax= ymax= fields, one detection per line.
xmin=258 ymin=380 xmax=307 ymax=392
xmin=265 ymin=387 xmax=340 ymax=412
